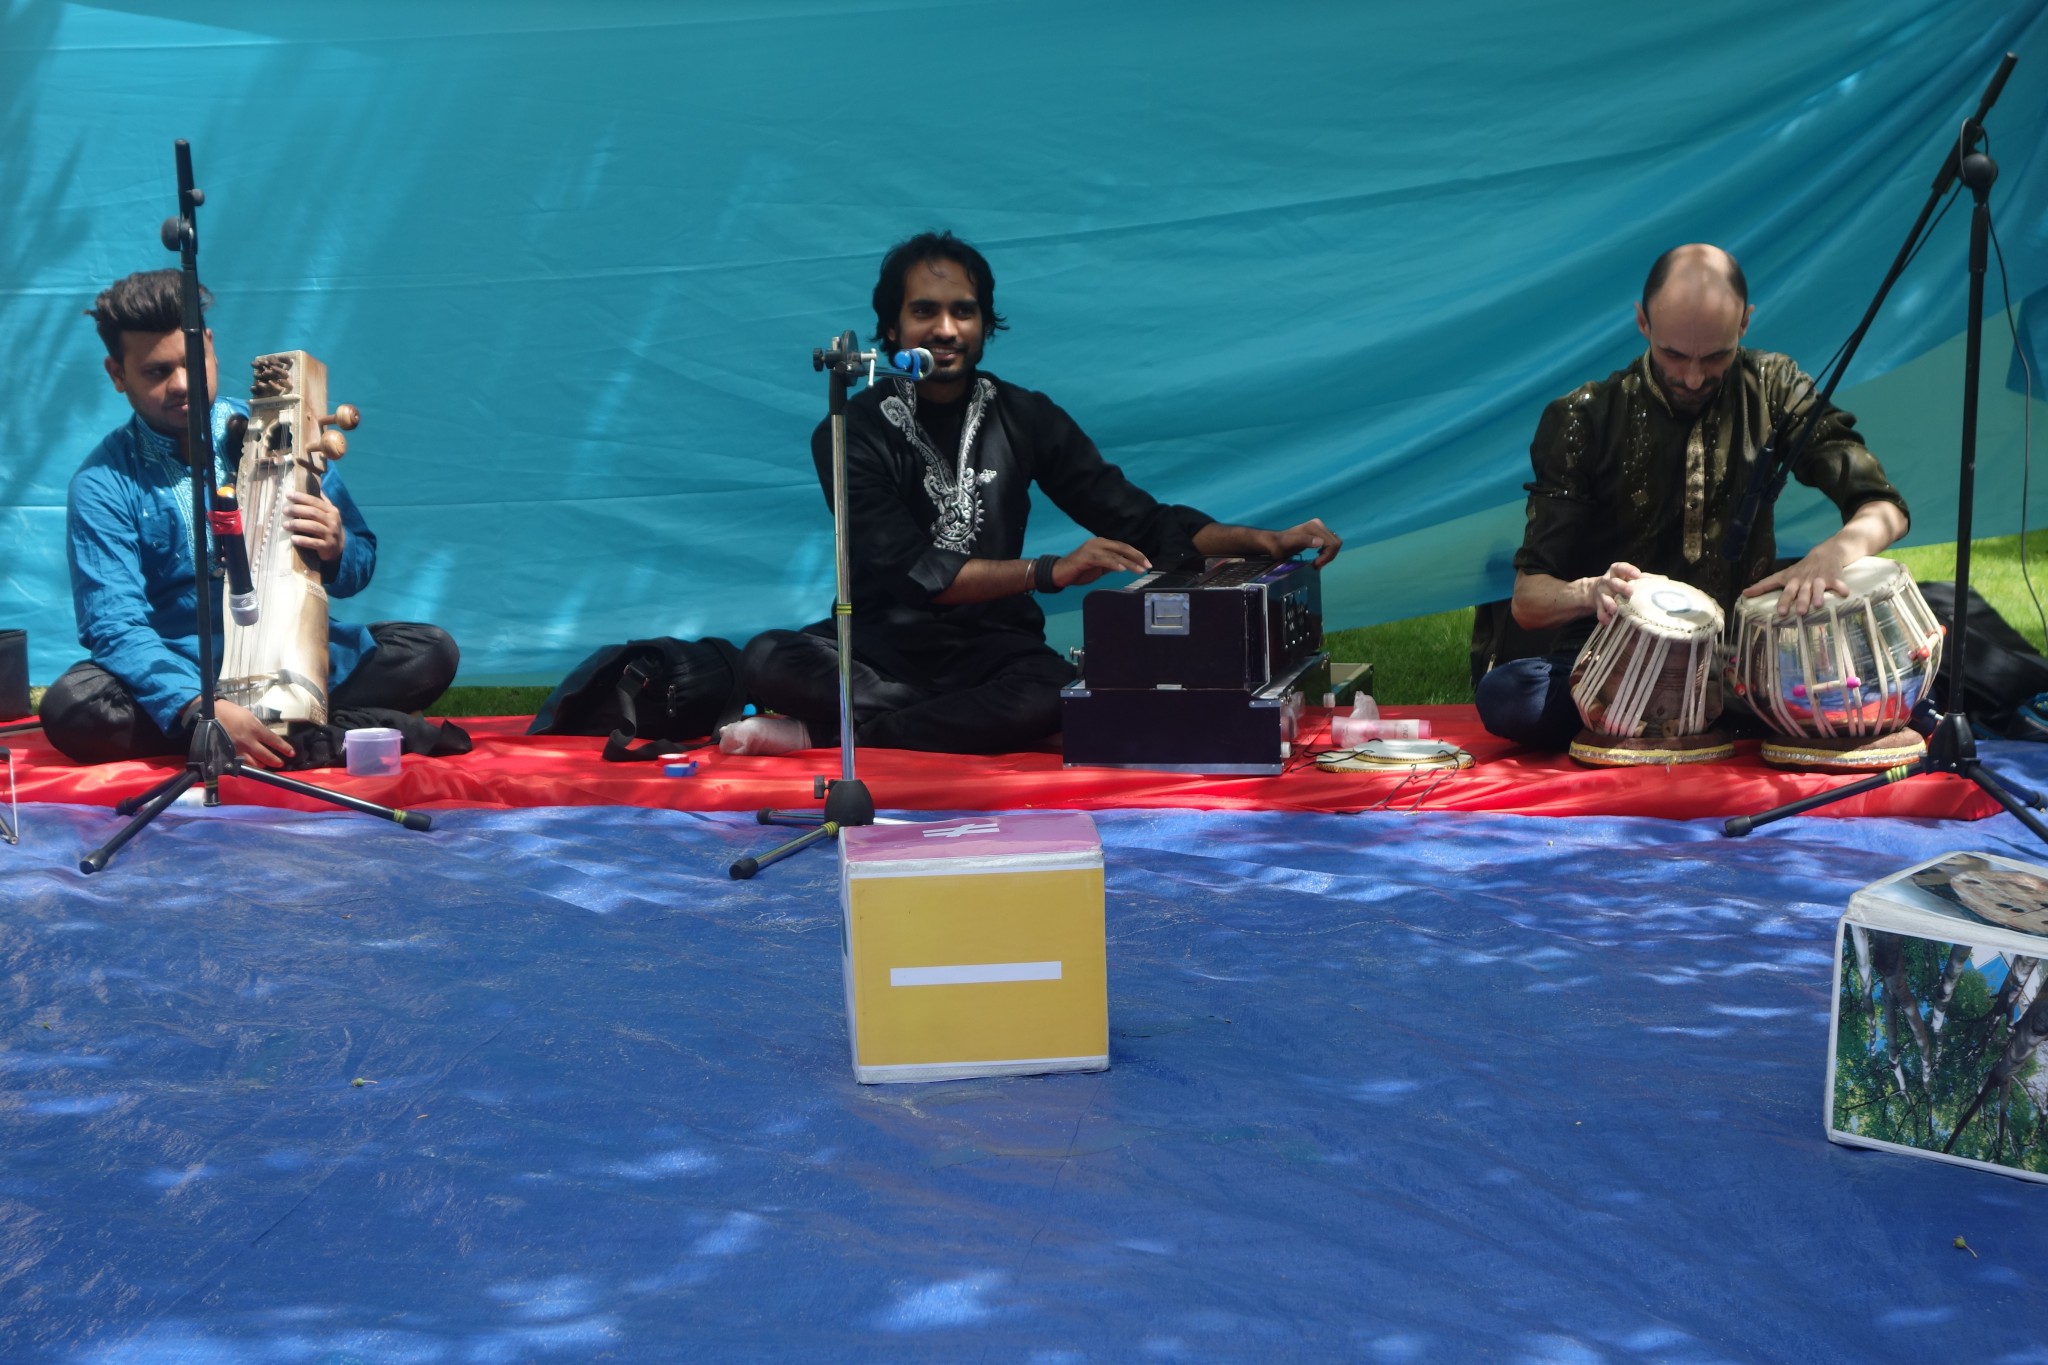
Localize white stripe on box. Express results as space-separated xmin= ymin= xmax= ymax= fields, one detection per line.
xmin=889 ymin=960 xmax=1064 ymax=988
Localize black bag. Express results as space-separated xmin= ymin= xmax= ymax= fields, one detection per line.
xmin=0 ymin=629 xmax=27 ymax=721
xmin=1919 ymin=581 xmax=2048 ymax=736
xmin=1468 ymin=599 xmax=1561 ymax=688
xmin=526 ymin=637 xmax=749 ymax=762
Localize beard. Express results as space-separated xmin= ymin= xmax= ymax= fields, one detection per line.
xmin=1649 ymin=358 xmax=1721 ymax=417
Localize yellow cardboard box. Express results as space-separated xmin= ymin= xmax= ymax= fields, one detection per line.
xmin=839 ymin=813 xmax=1108 ymax=1084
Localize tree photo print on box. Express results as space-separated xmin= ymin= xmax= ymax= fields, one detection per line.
xmin=1831 ymin=853 xmax=2048 ymax=1180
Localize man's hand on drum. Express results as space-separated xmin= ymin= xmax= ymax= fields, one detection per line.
xmin=286 ymin=490 xmax=346 ymax=563
xmin=1744 ymin=500 xmax=1909 ymax=617
xmin=1742 ymin=547 xmax=1852 ymax=618
xmin=1579 ymin=562 xmax=1641 ymax=624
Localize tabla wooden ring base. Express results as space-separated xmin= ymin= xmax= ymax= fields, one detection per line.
xmin=1569 ymin=728 xmax=1734 ymax=767
xmin=1760 ymin=728 xmax=1926 ymax=772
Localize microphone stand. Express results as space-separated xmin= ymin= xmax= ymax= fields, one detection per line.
xmin=80 ymin=140 xmax=433 ymax=874
xmin=729 ymin=332 xmax=884 ymax=879
xmin=3 ymin=718 xmax=34 ymax=841
xmin=1722 ymin=55 xmax=2019 ymax=566
xmin=0 ymin=740 xmax=14 ymax=843
xmin=1724 ymin=54 xmax=2048 ymax=847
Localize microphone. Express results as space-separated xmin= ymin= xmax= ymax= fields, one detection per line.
xmin=891 ymin=348 xmax=936 ymax=380
xmin=208 ymin=485 xmax=260 ymax=626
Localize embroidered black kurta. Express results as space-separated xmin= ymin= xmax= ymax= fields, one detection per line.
xmin=806 ymin=373 xmax=1213 ymax=686
xmin=1514 ymin=350 xmax=1907 ymax=652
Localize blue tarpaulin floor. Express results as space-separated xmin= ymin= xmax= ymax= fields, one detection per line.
xmin=5 ymin=751 xmax=2048 ymax=1361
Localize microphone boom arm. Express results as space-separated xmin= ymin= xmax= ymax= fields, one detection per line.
xmin=1722 ymin=51 xmax=2018 ymax=566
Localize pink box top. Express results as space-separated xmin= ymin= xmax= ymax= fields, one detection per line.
xmin=841 ymin=812 xmax=1101 ymax=863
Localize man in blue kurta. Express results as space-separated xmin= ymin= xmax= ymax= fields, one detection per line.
xmin=38 ymin=270 xmax=458 ymax=767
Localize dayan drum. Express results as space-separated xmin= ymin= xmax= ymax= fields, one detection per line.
xmin=1725 ymin=556 xmax=1942 ymax=770
xmin=1568 ymin=575 xmax=1732 ymax=766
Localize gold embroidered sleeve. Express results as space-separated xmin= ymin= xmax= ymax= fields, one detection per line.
xmin=1512 ymin=387 xmax=1602 ymax=581
xmin=1761 ymin=355 xmax=1911 ymax=526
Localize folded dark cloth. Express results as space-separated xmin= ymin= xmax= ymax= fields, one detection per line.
xmin=280 ymin=708 xmax=473 ymax=771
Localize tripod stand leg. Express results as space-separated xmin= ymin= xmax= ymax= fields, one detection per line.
xmin=230 ymin=763 xmax=433 ymax=830
xmin=1986 ymin=772 xmax=2046 ymax=810
xmin=82 ymin=766 xmax=201 ymax=873
xmin=1962 ymin=764 xmax=2048 ymax=845
xmin=730 ymin=821 xmax=839 ymax=880
xmin=1 ymin=750 xmax=16 ymax=845
xmin=1723 ymin=765 xmax=1909 ymax=837
xmin=114 ymin=766 xmax=196 ymax=817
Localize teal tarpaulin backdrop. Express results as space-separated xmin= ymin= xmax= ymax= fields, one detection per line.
xmin=4 ymin=0 xmax=2046 ymax=683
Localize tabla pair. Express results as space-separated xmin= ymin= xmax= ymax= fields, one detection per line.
xmin=1568 ymin=558 xmax=1943 ymax=770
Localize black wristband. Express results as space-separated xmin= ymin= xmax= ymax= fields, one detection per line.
xmin=1033 ymin=553 xmax=1063 ymax=594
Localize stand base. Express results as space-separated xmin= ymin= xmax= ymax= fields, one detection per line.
xmin=1725 ymin=711 xmax=2048 ymax=842
xmin=1761 ymin=729 xmax=1926 ymax=772
xmin=81 ymin=744 xmax=430 ymax=875
xmin=1570 ymin=729 xmax=1734 ymax=767
xmin=729 ymin=777 xmax=874 ymax=880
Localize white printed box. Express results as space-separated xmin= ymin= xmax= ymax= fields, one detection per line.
xmin=838 ymin=813 xmax=1108 ymax=1085
xmin=1827 ymin=850 xmax=2048 ymax=1183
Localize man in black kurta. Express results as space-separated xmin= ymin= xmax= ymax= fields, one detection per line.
xmin=1476 ymin=244 xmax=1909 ymax=750
xmin=735 ymin=231 xmax=1342 ymax=755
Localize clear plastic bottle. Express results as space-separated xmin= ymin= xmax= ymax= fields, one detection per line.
xmin=1329 ymin=694 xmax=1431 ymax=744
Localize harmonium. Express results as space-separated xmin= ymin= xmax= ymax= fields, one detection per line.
xmin=1061 ymin=556 xmax=1328 ymax=773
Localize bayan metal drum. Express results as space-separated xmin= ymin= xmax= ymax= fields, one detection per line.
xmin=1725 ymin=557 xmax=1941 ymax=770
xmin=1568 ymin=575 xmax=1732 ymax=766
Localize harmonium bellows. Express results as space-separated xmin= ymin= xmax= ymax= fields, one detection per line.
xmin=1061 ymin=556 xmax=1328 ymax=774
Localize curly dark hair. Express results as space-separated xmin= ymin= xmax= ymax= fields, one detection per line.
xmin=870 ymin=231 xmax=1008 ymax=347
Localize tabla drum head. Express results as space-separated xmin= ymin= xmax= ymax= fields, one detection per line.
xmin=1621 ymin=577 xmax=1723 ymax=638
xmin=1737 ymin=555 xmax=1907 ymax=620
xmin=1949 ymin=868 xmax=2048 ymax=936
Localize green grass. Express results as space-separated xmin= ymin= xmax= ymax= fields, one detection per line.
xmin=1885 ymin=531 xmax=2048 ymax=650
xmin=1324 ymin=610 xmax=1476 ymax=706
xmin=424 ymin=685 xmax=553 ymax=718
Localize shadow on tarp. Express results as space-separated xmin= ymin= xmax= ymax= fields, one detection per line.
xmin=3 ymin=798 xmax=2047 ymax=1362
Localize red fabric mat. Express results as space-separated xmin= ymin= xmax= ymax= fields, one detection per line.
xmin=2 ymin=707 xmax=1998 ymax=820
